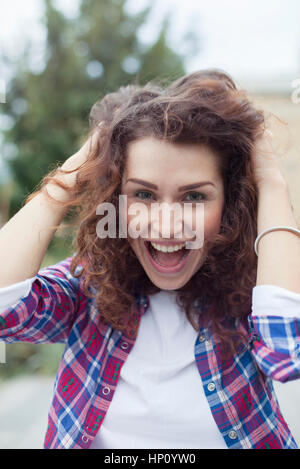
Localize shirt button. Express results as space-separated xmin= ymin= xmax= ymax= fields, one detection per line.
xmin=199 ymin=334 xmax=206 ymax=342
xmin=102 ymin=386 xmax=110 ymax=395
xmin=228 ymin=430 xmax=237 ymax=440
xmin=81 ymin=433 xmax=89 ymax=443
xmin=121 ymin=341 xmax=128 ymax=350
xmin=207 ymin=382 xmax=216 ymax=392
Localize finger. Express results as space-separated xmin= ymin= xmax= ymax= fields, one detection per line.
xmin=80 ymin=125 xmax=102 ymax=157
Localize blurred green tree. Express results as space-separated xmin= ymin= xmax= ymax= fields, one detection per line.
xmin=2 ymin=0 xmax=189 ymax=220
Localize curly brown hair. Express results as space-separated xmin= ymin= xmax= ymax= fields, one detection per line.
xmin=27 ymin=69 xmax=267 ymax=357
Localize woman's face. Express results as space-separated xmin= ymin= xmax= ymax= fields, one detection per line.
xmin=121 ymin=136 xmax=225 ymax=290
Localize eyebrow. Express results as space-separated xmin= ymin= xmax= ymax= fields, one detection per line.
xmin=126 ymin=178 xmax=216 ymax=191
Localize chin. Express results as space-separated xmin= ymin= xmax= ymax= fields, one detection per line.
xmin=145 ymin=274 xmax=189 ymax=291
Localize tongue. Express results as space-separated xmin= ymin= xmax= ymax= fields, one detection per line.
xmin=155 ymin=249 xmax=186 ymax=267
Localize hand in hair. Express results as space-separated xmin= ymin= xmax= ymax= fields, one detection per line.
xmin=44 ymin=124 xmax=103 ymax=203
xmin=251 ymin=129 xmax=286 ymax=189
xmin=60 ymin=123 xmax=103 ymax=188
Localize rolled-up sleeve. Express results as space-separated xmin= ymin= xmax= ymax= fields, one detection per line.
xmin=248 ymin=285 xmax=300 ymax=382
xmin=0 ymin=256 xmax=83 ymax=344
xmin=0 ymin=276 xmax=37 ymax=311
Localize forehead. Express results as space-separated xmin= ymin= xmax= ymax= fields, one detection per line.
xmin=123 ymin=137 xmax=222 ymax=183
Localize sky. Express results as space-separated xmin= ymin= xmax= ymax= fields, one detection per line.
xmin=0 ymin=0 xmax=300 ymax=182
xmin=0 ymin=0 xmax=300 ymax=93
xmin=128 ymin=0 xmax=300 ymax=83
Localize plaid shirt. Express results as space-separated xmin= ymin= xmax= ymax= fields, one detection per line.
xmin=0 ymin=256 xmax=299 ymax=449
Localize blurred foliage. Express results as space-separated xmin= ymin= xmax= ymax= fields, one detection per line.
xmin=0 ymin=0 xmax=197 ymax=379
xmin=0 ymin=342 xmax=65 ymax=383
xmin=1 ymin=0 xmax=188 ymax=219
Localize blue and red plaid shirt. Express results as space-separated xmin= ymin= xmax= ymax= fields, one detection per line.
xmin=0 ymin=256 xmax=299 ymax=449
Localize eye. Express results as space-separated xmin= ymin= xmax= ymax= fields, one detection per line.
xmin=134 ymin=190 xmax=154 ymax=200
xmin=183 ymin=191 xmax=206 ymax=202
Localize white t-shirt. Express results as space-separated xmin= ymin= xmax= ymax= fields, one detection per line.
xmin=90 ymin=289 xmax=228 ymax=449
xmin=1 ymin=277 xmax=300 ymax=448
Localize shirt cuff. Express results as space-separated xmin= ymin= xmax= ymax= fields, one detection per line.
xmin=0 ymin=276 xmax=37 ymax=311
xmin=252 ymin=284 xmax=300 ymax=318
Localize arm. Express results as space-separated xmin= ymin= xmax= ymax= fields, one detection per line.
xmin=0 ymin=256 xmax=85 ymax=344
xmin=0 ymin=190 xmax=68 ymax=287
xmin=0 ymin=131 xmax=100 ymax=342
xmin=248 ymin=284 xmax=300 ymax=382
xmin=0 ymin=130 xmax=99 ymax=287
xmin=252 ymin=129 xmax=300 ymax=292
xmin=0 ymin=276 xmax=36 ymax=311
xmin=248 ymin=130 xmax=300 ymax=381
xmin=256 ymin=178 xmax=300 ymax=292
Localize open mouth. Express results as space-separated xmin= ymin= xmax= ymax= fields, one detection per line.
xmin=144 ymin=240 xmax=190 ymax=273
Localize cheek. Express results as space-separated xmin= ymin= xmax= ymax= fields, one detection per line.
xmin=204 ymin=205 xmax=223 ymax=238
xmin=127 ymin=237 xmax=141 ymax=263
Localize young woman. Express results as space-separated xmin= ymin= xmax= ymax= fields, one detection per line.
xmin=0 ymin=70 xmax=299 ymax=449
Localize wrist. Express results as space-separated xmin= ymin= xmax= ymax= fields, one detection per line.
xmin=256 ymin=174 xmax=297 ymax=234
xmin=44 ymin=164 xmax=78 ymax=204
xmin=44 ymin=176 xmax=73 ymax=205
xmin=35 ymin=190 xmax=70 ymax=224
xmin=256 ymin=171 xmax=288 ymax=193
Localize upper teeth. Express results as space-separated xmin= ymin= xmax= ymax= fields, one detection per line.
xmin=150 ymin=242 xmax=186 ymax=253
